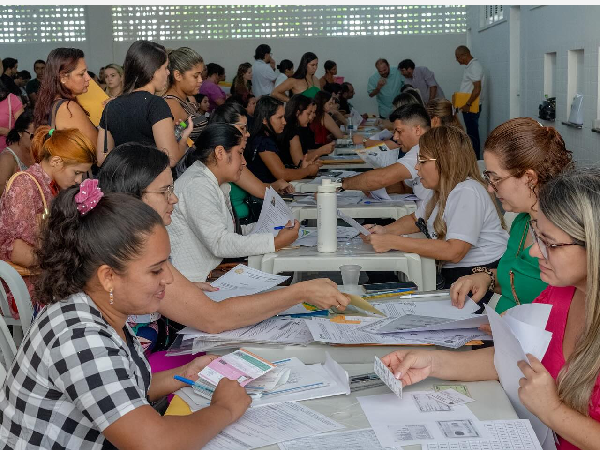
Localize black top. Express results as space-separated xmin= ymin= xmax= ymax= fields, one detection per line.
xmin=338 ymin=97 xmax=353 ymax=114
xmin=0 ymin=74 xmax=21 ymax=97
xmin=99 ymin=91 xmax=173 ymax=147
xmin=278 ymin=124 xmax=318 ymax=167
xmin=245 ymin=132 xmax=279 ymax=184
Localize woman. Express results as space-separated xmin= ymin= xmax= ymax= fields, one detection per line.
xmin=246 ymin=94 xmax=256 ymax=121
xmin=364 ymin=126 xmax=508 ymax=297
xmin=450 ymin=118 xmax=573 ymax=313
xmin=164 ymin=47 xmax=206 ymax=143
xmin=195 ymin=93 xmax=210 ymax=116
xmin=97 ymin=40 xmax=191 ymax=167
xmin=382 ymin=168 xmax=600 ymax=450
xmin=280 ymin=94 xmax=334 ymax=167
xmin=245 ymin=96 xmax=320 ymax=183
xmin=275 ymin=59 xmax=294 ymax=88
xmin=0 ymin=79 xmax=23 ymax=150
xmin=310 ymin=90 xmax=344 ymax=145
xmin=425 ymin=97 xmax=463 ymax=129
xmin=0 ymin=126 xmax=96 ymax=317
xmin=271 ymin=52 xmax=321 ymax=102
xmin=169 ymin=123 xmax=301 ymax=282
xmin=319 ymin=60 xmax=338 ymax=88
xmin=103 ymin=63 xmax=124 ymax=98
xmin=33 ymin=48 xmax=98 ymax=144
xmin=98 ymin=143 xmax=349 ymax=344
xmin=230 ymin=62 xmax=253 ymax=102
xmin=0 ymin=183 xmax=251 ymax=448
xmin=198 ymin=63 xmax=227 ymax=112
xmin=0 ymin=109 xmax=34 ymax=195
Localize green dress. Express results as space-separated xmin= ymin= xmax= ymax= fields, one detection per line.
xmin=301 ymin=86 xmax=321 ymax=99
xmin=495 ymin=213 xmax=548 ymax=313
xmin=229 ymin=182 xmax=250 ymax=220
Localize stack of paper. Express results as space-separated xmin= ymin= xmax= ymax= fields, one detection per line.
xmin=205 ymin=265 xmax=289 ymax=302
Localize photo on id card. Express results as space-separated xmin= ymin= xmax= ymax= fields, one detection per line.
xmin=436 ymin=419 xmax=480 ymax=438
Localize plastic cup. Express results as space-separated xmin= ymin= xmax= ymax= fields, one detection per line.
xmin=339 ymin=264 xmax=361 ymax=287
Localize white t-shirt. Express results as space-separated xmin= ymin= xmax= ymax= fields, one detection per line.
xmin=397 ymin=144 xmax=431 ymax=205
xmin=459 ymin=57 xmax=485 ymax=104
xmin=274 ymin=72 xmax=288 ymax=88
xmin=415 ymin=178 xmax=508 ymax=268
xmin=252 ymin=60 xmax=279 ymax=97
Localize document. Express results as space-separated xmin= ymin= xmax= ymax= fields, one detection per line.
xmin=350 ymin=107 xmax=363 ymax=128
xmin=355 ymin=144 xmax=399 ymax=168
xmin=293 ymin=227 xmax=360 ymax=247
xmin=205 ymin=265 xmax=289 ymax=302
xmin=337 ymin=209 xmax=371 ymax=235
xmin=369 ymin=187 xmax=392 ymax=201
xmin=485 ymin=303 xmax=554 ymax=448
xmin=278 ymin=428 xmax=387 ymax=450
xmin=369 ymin=128 xmax=394 ymax=141
xmin=198 ymin=349 xmax=276 ymax=388
xmin=359 ymin=391 xmax=488 ymax=447
xmin=428 ymin=388 xmax=475 ymax=406
xmin=250 ymin=187 xmax=294 ymax=236
xmin=374 ymin=356 xmax=402 ymax=398
xmin=426 ymin=419 xmax=543 ymax=449
xmin=203 ymin=402 xmax=345 ymax=450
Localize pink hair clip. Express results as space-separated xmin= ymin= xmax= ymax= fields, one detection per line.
xmin=75 ymin=179 xmax=104 ymax=215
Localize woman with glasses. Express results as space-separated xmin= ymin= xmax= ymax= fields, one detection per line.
xmin=363 ymin=126 xmax=508 ymax=303
xmin=0 ymin=109 xmax=34 ymax=196
xmin=450 ymin=118 xmax=573 ymax=313
xmin=381 ymin=168 xmax=599 ymax=450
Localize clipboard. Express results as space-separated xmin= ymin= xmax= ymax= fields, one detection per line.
xmin=452 ymin=92 xmax=480 ymax=113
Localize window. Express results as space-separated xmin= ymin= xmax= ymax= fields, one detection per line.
xmin=0 ymin=6 xmax=86 ymax=43
xmin=482 ymin=5 xmax=504 ymax=27
xmin=112 ymin=5 xmax=466 ymax=42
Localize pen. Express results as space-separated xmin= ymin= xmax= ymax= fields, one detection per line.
xmin=363 ymin=287 xmax=414 ymax=297
xmin=274 ymin=225 xmax=295 ymax=230
xmin=173 ymin=375 xmax=215 ymax=393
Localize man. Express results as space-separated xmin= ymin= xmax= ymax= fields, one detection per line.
xmin=1 ymin=57 xmax=21 ymax=96
xmin=455 ymin=45 xmax=485 ymax=159
xmin=398 ymin=59 xmax=445 ymax=104
xmin=341 ymin=104 xmax=431 ymax=204
xmin=252 ymin=44 xmax=278 ymax=97
xmin=339 ymin=82 xmax=355 ymax=114
xmin=26 ymin=59 xmax=45 ymax=106
xmin=14 ymin=70 xmax=31 ymax=105
xmin=367 ymin=58 xmax=405 ymax=119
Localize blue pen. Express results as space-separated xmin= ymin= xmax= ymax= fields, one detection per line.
xmin=274 ymin=225 xmax=295 ymax=230
xmin=174 ymin=375 xmax=215 ymax=393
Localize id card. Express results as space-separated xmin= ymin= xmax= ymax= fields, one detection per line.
xmin=374 ymin=356 xmax=403 ymax=398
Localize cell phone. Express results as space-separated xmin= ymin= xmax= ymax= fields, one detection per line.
xmin=363 ymin=282 xmax=417 ymax=292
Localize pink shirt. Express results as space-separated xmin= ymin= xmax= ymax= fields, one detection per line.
xmin=534 ymin=285 xmax=600 ymax=450
xmin=199 ymin=80 xmax=226 ymax=112
xmin=0 ymin=94 xmax=22 ymax=150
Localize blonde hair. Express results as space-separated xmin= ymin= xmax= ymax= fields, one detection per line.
xmin=426 ymin=98 xmax=463 ymax=130
xmin=540 ymin=168 xmax=599 ymax=415
xmin=104 ymin=63 xmax=123 ymax=77
xmin=420 ymin=126 xmax=504 ymax=240
xmin=31 ymin=126 xmax=96 ymax=165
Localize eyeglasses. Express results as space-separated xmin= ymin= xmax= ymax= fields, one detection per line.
xmin=416 ymin=154 xmax=437 ymax=164
xmin=528 ymin=220 xmax=584 ymax=260
xmin=143 ymin=185 xmax=175 ymax=201
xmin=482 ymin=170 xmax=512 ymax=192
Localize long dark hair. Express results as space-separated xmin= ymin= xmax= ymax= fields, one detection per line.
xmin=292 ymin=52 xmax=318 ymax=81
xmin=123 ymin=40 xmax=168 ymax=94
xmin=0 ymin=79 xmax=8 ymax=102
xmin=189 ymin=123 xmax=243 ymax=166
xmin=210 ymin=102 xmax=247 ymax=125
xmin=36 ymin=189 xmax=163 ymax=304
xmin=97 ymin=143 xmax=170 ymax=198
xmin=6 ymin=109 xmax=33 ymax=146
xmin=249 ymin=95 xmax=283 ymax=139
xmin=33 ymin=47 xmax=85 ymax=128
xmin=280 ymin=94 xmax=313 ymax=149
xmin=313 ymin=90 xmax=332 ymax=126
xmin=232 ymin=62 xmax=252 ymax=95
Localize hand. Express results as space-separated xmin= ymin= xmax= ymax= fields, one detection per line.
xmin=362 ymin=113 xmax=369 ymax=120
xmin=269 ymin=59 xmax=277 ymax=69
xmin=194 ymin=281 xmax=219 ymax=292
xmin=352 ymin=133 xmax=365 ymax=145
xmin=364 ymin=224 xmax=387 ymax=234
xmin=478 ymin=324 xmax=492 ymax=335
xmin=368 ymin=234 xmax=396 ymax=253
xmin=517 ymin=354 xmax=563 ymax=426
xmin=274 ymin=220 xmax=300 ymax=250
xmin=460 ymin=104 xmax=471 ymax=113
xmin=306 ymin=163 xmax=321 ymax=176
xmin=271 ymin=179 xmax=294 ymax=194
xmin=376 ymin=77 xmax=387 ymax=89
xmin=450 ymin=273 xmax=492 ymax=307
xmin=179 ymin=354 xmax=220 ymax=381
xmin=181 ymin=116 xmax=193 ymax=141
xmin=304 ymin=152 xmax=321 ymax=165
xmin=381 ymin=349 xmax=435 ymax=386
xmin=296 ymin=278 xmax=351 ymax=311
xmin=211 ymin=378 xmax=251 ymax=424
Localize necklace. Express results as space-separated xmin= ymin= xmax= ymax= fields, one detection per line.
xmin=509 ymin=218 xmax=530 ymax=305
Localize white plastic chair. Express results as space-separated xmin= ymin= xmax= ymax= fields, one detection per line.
xmin=0 ymin=312 xmax=17 ymax=382
xmin=0 ymin=261 xmax=34 ymax=344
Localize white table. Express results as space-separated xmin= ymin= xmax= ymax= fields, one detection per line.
xmin=248 ymin=241 xmax=436 ymax=292
xmin=319 ymin=161 xmax=373 ymax=170
xmin=291 ymin=201 xmax=416 ymax=221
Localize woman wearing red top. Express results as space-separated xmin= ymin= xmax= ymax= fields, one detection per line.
xmin=378 ymin=168 xmax=600 ymax=450
xmin=309 ymin=90 xmax=343 ymax=145
xmin=0 ymin=126 xmax=95 ymax=317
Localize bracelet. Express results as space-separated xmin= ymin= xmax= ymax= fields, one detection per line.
xmin=472 ymin=266 xmax=495 ymax=292
xmin=296 ymin=159 xmax=303 ymax=169
xmin=362 ymin=138 xmax=368 ymax=145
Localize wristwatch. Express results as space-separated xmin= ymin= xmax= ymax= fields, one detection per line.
xmin=362 ymin=138 xmax=368 ymax=145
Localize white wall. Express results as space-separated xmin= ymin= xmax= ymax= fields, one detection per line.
xmin=467 ymin=5 xmax=600 ymax=164
xmin=2 ymin=5 xmax=466 ymax=115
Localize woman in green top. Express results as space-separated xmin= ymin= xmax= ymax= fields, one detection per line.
xmin=272 ymin=52 xmax=321 ymax=102
xmin=450 ymin=117 xmax=573 ymax=313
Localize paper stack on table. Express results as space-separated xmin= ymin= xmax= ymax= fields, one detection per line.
xmin=205 ymin=265 xmax=289 ymax=302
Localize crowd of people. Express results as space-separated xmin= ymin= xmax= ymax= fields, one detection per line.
xmin=0 ymin=40 xmax=596 ymax=450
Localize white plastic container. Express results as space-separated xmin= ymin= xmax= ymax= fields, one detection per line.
xmin=317 ymin=179 xmax=341 ymax=253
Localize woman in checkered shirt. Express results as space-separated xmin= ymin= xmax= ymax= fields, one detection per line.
xmin=0 ymin=185 xmax=250 ymax=449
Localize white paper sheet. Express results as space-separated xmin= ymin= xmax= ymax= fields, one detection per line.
xmin=485 ymin=304 xmax=554 ymax=448
xmin=203 ymin=402 xmax=345 ymax=450
xmin=278 ymin=428 xmax=387 ymax=450
xmin=359 ymin=392 xmax=488 ymax=447
xmin=355 ymin=144 xmax=399 ymax=168
xmin=250 ymin=187 xmax=294 ymax=236
xmin=369 ymin=187 xmax=392 ymax=201
xmin=369 ymin=129 xmax=394 ymax=141
xmin=293 ymin=227 xmax=360 ymax=247
xmin=337 ymin=209 xmax=371 ymax=235
xmin=205 ymin=265 xmax=290 ymax=302
xmin=426 ymin=419 xmax=543 ymax=450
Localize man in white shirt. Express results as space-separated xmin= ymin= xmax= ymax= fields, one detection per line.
xmin=340 ymin=104 xmax=432 ymax=204
xmin=455 ymin=45 xmax=485 ymax=159
xmin=252 ymin=44 xmax=278 ymax=98
xmin=397 ymin=59 xmax=445 ymax=104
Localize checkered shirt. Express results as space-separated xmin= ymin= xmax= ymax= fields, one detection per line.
xmin=0 ymin=292 xmax=151 ymax=449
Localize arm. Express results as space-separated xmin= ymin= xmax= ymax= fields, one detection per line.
xmin=165 ymin=98 xmax=188 ymax=125
xmin=289 ymin=135 xmax=305 ymax=166
xmin=152 ymin=117 xmax=191 ymax=167
xmin=28 ymin=92 xmax=38 ymax=105
xmin=429 ymin=86 xmax=437 ymax=101
xmin=323 ymin=114 xmax=344 ymax=140
xmin=305 ymin=142 xmax=335 ymax=162
xmin=56 ymin=101 xmax=98 ymax=144
xmin=0 ymin=153 xmax=16 ymax=196
xmin=368 ymin=233 xmax=473 ymax=263
xmin=461 ymin=81 xmax=482 ymax=112
xmin=10 ymin=239 xmax=36 ymax=267
xmin=260 ymin=151 xmax=319 ymax=181
xmin=342 ymin=162 xmax=411 ymax=192
xmin=96 ymin=128 xmax=115 ymax=166
xmin=234 ymin=167 xmax=268 ymax=199
xmin=450 ymin=269 xmax=500 ymax=307
xmin=271 ymin=78 xmax=294 ymax=102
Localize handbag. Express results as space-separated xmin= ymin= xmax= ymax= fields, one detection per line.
xmin=2 ymin=171 xmax=49 ymax=277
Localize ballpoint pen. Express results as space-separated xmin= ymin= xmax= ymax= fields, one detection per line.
xmin=173 ymin=375 xmax=215 ymax=394
xmin=274 ymin=225 xmax=296 ymax=230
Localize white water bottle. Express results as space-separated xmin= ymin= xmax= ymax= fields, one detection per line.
xmin=317 ymin=179 xmax=341 ymax=253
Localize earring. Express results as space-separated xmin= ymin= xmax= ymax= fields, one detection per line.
xmin=109 ymin=289 xmax=114 ymax=305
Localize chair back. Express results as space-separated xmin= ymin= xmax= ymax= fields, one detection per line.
xmin=0 ymin=261 xmax=34 ymax=336
xmin=0 ymin=312 xmax=17 ymax=379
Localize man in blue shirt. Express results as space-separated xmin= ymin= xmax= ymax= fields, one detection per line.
xmin=367 ymin=58 xmax=404 ymax=118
